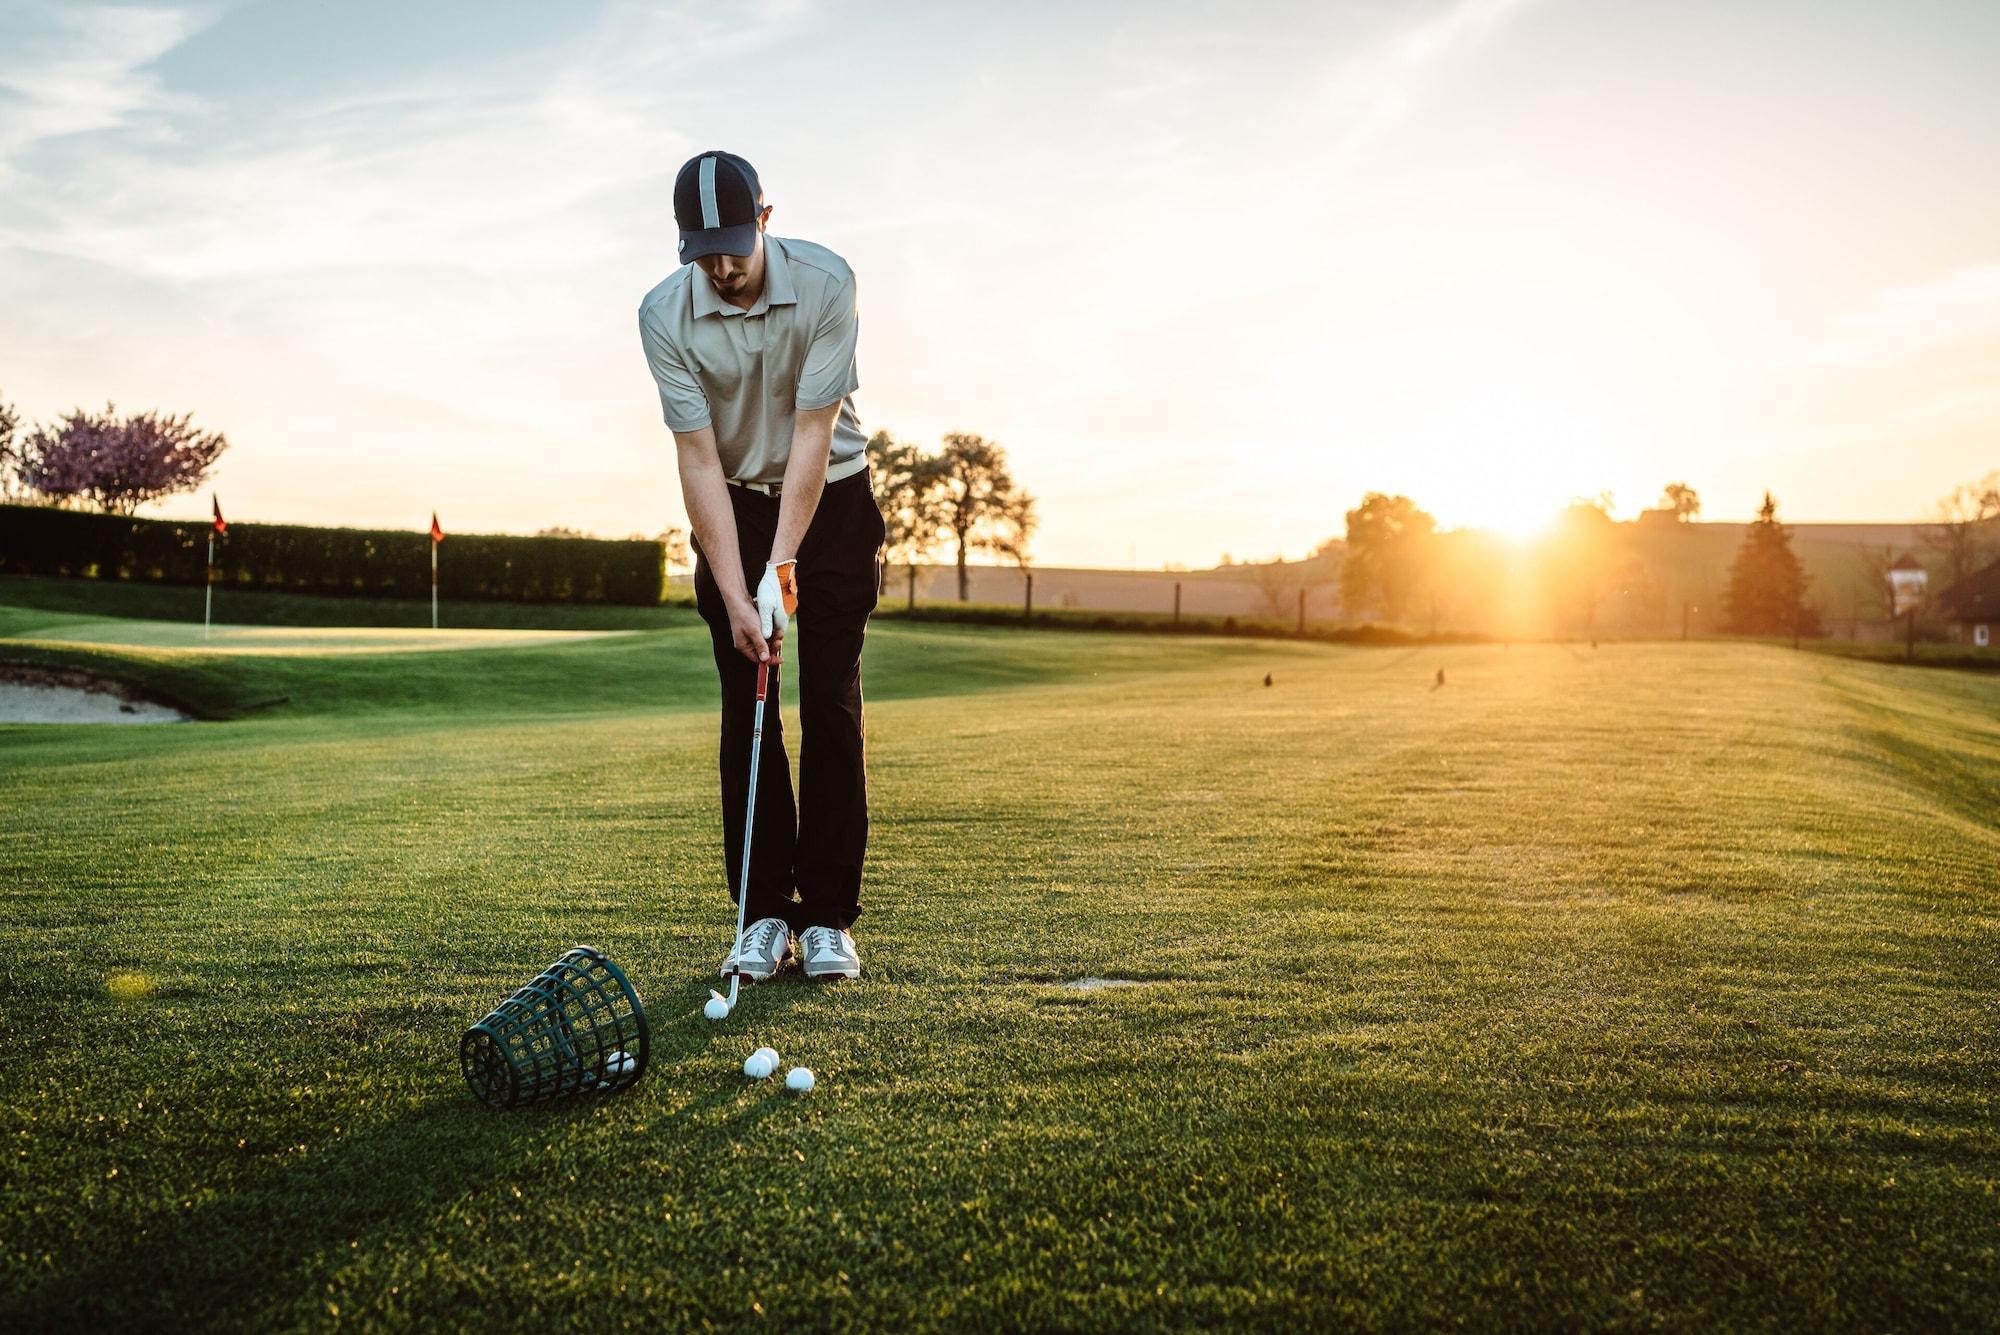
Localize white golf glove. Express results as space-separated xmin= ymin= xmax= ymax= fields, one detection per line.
xmin=756 ymin=559 xmax=798 ymax=639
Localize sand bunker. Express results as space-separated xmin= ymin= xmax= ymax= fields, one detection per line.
xmin=0 ymin=667 xmax=190 ymax=724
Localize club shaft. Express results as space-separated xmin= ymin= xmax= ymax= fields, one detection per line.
xmin=726 ymin=660 xmax=773 ymax=1006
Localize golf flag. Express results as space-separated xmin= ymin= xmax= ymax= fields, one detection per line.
xmin=204 ymin=494 xmax=223 ymax=640
xmin=429 ymin=511 xmax=442 ymax=629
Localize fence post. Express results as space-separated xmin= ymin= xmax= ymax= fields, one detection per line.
xmin=1024 ymin=572 xmax=1034 ymax=620
xmin=1174 ymin=582 xmax=1181 ymax=625
xmin=907 ymin=563 xmax=916 ymax=612
xmin=1297 ymin=587 xmax=1306 ymax=634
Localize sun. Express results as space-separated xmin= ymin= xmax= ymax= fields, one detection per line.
xmin=1436 ymin=487 xmax=1566 ymax=542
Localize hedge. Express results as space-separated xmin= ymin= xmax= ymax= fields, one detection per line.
xmin=0 ymin=504 xmax=665 ymax=605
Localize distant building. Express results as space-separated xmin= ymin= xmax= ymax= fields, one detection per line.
xmin=1636 ymin=508 xmax=1682 ymax=528
xmin=1936 ymin=558 xmax=2000 ymax=648
xmin=1887 ymin=553 xmax=1928 ymax=617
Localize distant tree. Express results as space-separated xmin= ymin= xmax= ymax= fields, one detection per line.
xmin=535 ymin=525 xmax=595 ymax=539
xmin=1537 ymin=497 xmax=1620 ymax=634
xmin=0 ymin=391 xmax=20 ymax=501
xmin=1247 ymin=558 xmax=1303 ymax=620
xmin=929 ymin=432 xmax=1035 ymax=601
xmin=1339 ymin=493 xmax=1436 ymax=622
xmin=1919 ymin=471 xmax=2000 ymax=590
xmin=866 ymin=431 xmax=947 ymax=592
xmin=1853 ymin=544 xmax=1903 ymax=621
xmin=1660 ymin=482 xmax=1701 ymax=522
xmin=1723 ymin=492 xmax=1822 ymax=636
xmin=18 ymin=404 xmax=228 ymax=515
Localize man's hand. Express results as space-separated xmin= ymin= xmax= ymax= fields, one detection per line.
xmin=757 ymin=560 xmax=799 ymax=642
xmin=727 ymin=595 xmax=777 ymax=664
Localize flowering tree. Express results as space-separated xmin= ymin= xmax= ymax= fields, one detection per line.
xmin=18 ymin=404 xmax=228 ymax=514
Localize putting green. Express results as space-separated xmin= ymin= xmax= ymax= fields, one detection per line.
xmin=2 ymin=585 xmax=1996 ymax=1330
xmin=1 ymin=619 xmax=639 ymax=654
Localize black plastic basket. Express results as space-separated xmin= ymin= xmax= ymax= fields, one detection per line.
xmin=460 ymin=946 xmax=650 ymax=1109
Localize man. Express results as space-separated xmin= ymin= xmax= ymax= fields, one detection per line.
xmin=637 ymin=149 xmax=882 ymax=982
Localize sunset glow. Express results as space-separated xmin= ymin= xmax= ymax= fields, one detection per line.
xmin=3 ymin=1 xmax=1997 ymax=566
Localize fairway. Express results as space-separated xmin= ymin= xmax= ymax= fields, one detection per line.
xmin=3 ymin=614 xmax=1997 ymax=1329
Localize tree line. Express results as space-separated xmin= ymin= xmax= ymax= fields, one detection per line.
xmin=1319 ymin=474 xmax=1999 ymax=639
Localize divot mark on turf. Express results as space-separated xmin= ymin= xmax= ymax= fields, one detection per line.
xmin=1060 ymin=977 xmax=1157 ymax=992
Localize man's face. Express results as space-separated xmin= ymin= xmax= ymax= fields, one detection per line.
xmin=695 ymin=204 xmax=770 ymax=299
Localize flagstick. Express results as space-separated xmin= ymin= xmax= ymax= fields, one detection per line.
xmin=431 ymin=539 xmax=439 ymax=630
xmin=204 ymin=533 xmax=214 ymax=641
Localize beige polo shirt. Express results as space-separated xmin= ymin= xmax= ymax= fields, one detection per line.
xmin=637 ymin=234 xmax=868 ymax=486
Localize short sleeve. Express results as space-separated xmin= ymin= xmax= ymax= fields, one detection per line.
xmin=638 ymin=308 xmax=711 ymax=432
xmin=796 ymin=272 xmax=860 ymax=411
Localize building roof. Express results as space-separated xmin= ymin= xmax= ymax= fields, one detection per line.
xmin=1936 ymin=558 xmax=2000 ymax=621
xmin=1889 ymin=552 xmax=1925 ymax=572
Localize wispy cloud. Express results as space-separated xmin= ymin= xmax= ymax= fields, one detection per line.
xmin=0 ymin=0 xmax=810 ymax=283
xmin=1312 ymin=0 xmax=1547 ymax=158
xmin=1806 ymin=263 xmax=2000 ymax=366
xmin=0 ymin=4 xmax=211 ymax=174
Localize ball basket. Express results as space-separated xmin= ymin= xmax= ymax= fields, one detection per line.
xmin=460 ymin=946 xmax=650 ymax=1109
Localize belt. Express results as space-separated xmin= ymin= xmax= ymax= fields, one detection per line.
xmin=731 ymin=453 xmax=869 ymax=497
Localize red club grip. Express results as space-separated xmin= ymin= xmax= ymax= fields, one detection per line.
xmin=756 ymin=658 xmax=769 ymax=701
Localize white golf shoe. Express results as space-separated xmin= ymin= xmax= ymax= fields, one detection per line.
xmin=798 ymin=926 xmax=861 ymax=980
xmin=720 ymin=916 xmax=793 ymax=981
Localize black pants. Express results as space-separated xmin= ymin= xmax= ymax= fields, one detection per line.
xmin=693 ymin=469 xmax=885 ymax=933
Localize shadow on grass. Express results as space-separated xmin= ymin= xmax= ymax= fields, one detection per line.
xmin=10 ymin=974 xmax=815 ymax=1328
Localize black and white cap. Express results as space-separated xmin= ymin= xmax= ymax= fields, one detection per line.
xmin=674 ymin=150 xmax=764 ymax=264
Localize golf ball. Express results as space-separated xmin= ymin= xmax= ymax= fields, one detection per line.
xmin=743 ymin=1052 xmax=775 ymax=1079
xmin=604 ymin=1050 xmax=634 ymax=1076
xmin=703 ymin=995 xmax=730 ymax=1021
xmin=785 ymin=1066 xmax=815 ymax=1092
xmin=752 ymin=1046 xmax=779 ymax=1068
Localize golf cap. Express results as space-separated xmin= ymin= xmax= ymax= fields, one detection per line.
xmin=674 ymin=150 xmax=764 ymax=264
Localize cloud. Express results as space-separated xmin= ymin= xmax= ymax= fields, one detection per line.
xmin=1311 ymin=0 xmax=1547 ymax=158
xmin=1806 ymin=263 xmax=2000 ymax=366
xmin=0 ymin=4 xmax=211 ymax=171
xmin=0 ymin=1 xmax=822 ymax=284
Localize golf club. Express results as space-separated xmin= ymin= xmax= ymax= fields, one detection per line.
xmin=715 ymin=655 xmax=774 ymax=1015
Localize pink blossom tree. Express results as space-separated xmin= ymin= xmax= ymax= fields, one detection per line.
xmin=18 ymin=404 xmax=228 ymax=514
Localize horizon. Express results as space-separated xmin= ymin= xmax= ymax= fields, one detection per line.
xmin=4 ymin=1 xmax=1998 ymax=564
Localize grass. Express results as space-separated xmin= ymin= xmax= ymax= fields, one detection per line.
xmin=0 ymin=573 xmax=699 ymax=631
xmin=1 ymin=579 xmax=1997 ymax=1330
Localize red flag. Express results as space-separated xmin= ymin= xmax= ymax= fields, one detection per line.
xmin=212 ymin=494 xmax=226 ymax=536
xmin=430 ymin=511 xmax=444 ymax=544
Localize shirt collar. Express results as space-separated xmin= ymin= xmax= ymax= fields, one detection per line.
xmin=692 ymin=234 xmax=799 ymax=319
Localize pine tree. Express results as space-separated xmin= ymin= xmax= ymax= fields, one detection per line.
xmin=1723 ymin=492 xmax=1821 ymax=636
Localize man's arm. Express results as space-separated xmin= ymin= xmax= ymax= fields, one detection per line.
xmin=769 ymin=402 xmax=841 ymax=566
xmin=674 ymin=424 xmax=773 ymax=663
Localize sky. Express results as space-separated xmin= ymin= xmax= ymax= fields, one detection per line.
xmin=2 ymin=0 xmax=1997 ymax=567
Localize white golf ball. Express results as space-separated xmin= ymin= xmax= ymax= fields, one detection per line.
xmin=752 ymin=1046 xmax=779 ymax=1068
xmin=703 ymin=995 xmax=730 ymax=1021
xmin=743 ymin=1052 xmax=775 ymax=1079
xmin=785 ymin=1066 xmax=815 ymax=1092
xmin=604 ymin=1050 xmax=634 ymax=1076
